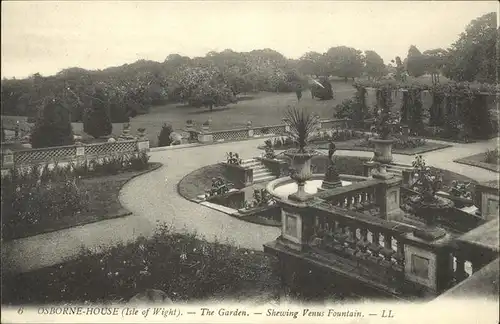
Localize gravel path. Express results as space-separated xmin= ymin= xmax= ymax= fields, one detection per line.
xmin=2 ymin=137 xmax=498 ymax=274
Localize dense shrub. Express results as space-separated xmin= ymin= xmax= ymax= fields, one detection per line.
xmin=2 ymin=224 xmax=280 ymax=305
xmin=157 ymin=123 xmax=174 ymax=147
xmin=30 ymin=99 xmax=75 ymax=148
xmin=483 ymin=149 xmax=500 ymax=164
xmin=311 ymin=77 xmax=333 ymax=100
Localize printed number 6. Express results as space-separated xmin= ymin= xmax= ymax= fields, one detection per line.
xmin=18 ymin=307 xmax=24 ymax=315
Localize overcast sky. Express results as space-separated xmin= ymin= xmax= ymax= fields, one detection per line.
xmin=1 ymin=1 xmax=498 ymax=79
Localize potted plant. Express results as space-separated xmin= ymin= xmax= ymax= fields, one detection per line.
xmin=283 ymin=106 xmax=320 ymax=201
xmin=202 ymin=121 xmax=210 ymax=131
xmin=226 ymin=152 xmax=242 ymax=165
xmin=186 ymin=119 xmax=194 ymax=129
xmin=137 ymin=127 xmax=146 ymax=139
xmin=408 ymin=155 xmax=452 ymax=240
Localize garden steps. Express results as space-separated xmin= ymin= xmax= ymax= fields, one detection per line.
xmin=386 ymin=163 xmax=412 ymax=177
xmin=241 ymin=158 xmax=277 ymax=184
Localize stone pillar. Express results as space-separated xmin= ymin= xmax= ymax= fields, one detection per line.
xmin=197 ymin=131 xmax=213 ymax=144
xmin=279 ymin=202 xmax=315 ymax=251
xmin=402 ymin=235 xmax=454 ymax=296
xmin=375 ymin=177 xmax=403 ymax=221
xmin=75 ymin=142 xmax=85 ymax=164
xmin=247 ymin=121 xmax=254 ymax=138
xmin=475 ymin=180 xmax=499 ymax=221
xmin=1 ymin=149 xmax=14 ymax=175
xmin=137 ymin=139 xmax=150 ymax=152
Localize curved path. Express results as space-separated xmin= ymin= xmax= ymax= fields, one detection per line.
xmin=2 ymin=137 xmax=498 ymax=274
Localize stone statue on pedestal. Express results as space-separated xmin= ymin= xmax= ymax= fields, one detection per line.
xmin=322 ymin=141 xmax=342 ymax=189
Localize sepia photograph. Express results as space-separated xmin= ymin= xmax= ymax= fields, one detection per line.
xmin=1 ymin=1 xmax=499 ymax=323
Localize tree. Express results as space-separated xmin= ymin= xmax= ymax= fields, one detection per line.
xmin=406 ymin=45 xmax=426 ymax=77
xmin=175 ymin=66 xmax=237 ymax=111
xmin=83 ymin=86 xmax=113 ymax=138
xmin=298 ymin=52 xmax=328 ymax=77
xmin=324 ymin=46 xmax=365 ymax=81
xmin=364 ymin=50 xmax=386 ymax=80
xmin=442 ymin=12 xmax=498 ymax=83
xmin=423 ymin=48 xmax=448 ymax=85
xmin=30 ymin=98 xmax=74 ymax=148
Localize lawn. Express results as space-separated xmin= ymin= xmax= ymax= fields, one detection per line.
xmin=454 ymin=151 xmax=500 ymax=173
xmin=70 ymin=85 xmax=357 ymax=147
xmin=2 ymin=163 xmax=162 ymax=241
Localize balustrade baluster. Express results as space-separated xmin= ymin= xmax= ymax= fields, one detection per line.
xmin=384 ymin=234 xmax=392 ymax=249
xmin=455 ymin=257 xmax=468 ymax=282
xmin=361 ymin=228 xmax=368 ymax=241
xmin=381 ymin=234 xmax=394 ymax=262
xmin=347 ymin=195 xmax=354 ymax=210
xmin=395 ymin=240 xmax=405 ymax=267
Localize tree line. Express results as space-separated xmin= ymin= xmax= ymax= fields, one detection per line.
xmin=0 ymin=12 xmax=496 ymax=147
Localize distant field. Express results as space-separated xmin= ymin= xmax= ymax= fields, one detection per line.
xmin=71 ymin=85 xmax=357 ymax=146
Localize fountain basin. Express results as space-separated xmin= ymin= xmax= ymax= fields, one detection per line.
xmin=267 ymin=174 xmax=369 ymax=201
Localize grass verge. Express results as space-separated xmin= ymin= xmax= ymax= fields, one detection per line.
xmin=454 ymin=152 xmax=500 ymax=173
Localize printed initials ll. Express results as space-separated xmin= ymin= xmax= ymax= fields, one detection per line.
xmin=381 ymin=310 xmax=394 ymax=318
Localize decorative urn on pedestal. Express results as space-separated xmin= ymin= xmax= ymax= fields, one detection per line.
xmin=283 ymin=106 xmax=320 ymax=202
xmin=409 ymin=155 xmax=450 ymax=241
xmin=370 ymin=108 xmax=396 ymax=179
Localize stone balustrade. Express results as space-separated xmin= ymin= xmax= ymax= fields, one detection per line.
xmin=1 ymin=139 xmax=149 ymax=171
xmin=195 ymin=118 xmax=352 ymax=144
xmin=315 ymin=180 xmax=378 ymax=212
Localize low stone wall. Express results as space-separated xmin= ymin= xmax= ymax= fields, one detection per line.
xmin=206 ymin=190 xmax=245 ymax=210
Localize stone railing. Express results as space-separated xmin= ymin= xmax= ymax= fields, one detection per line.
xmin=315 ymin=180 xmax=378 ymax=213
xmin=195 ymin=118 xmax=352 ymax=144
xmin=1 ymin=139 xmax=150 ymax=170
xmin=309 ymin=204 xmax=408 ymax=288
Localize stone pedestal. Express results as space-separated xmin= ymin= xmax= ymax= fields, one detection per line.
xmin=197 ymin=132 xmax=214 ymax=144
xmin=475 ymin=180 xmax=499 ymax=221
xmin=375 ymin=177 xmax=403 ymax=221
xmin=279 ymin=201 xmax=315 ymax=251
xmin=137 ymin=140 xmax=150 ymax=152
xmin=403 ymin=232 xmax=454 ymax=295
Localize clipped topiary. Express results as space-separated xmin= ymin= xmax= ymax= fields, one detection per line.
xmin=157 ymin=123 xmax=174 ymax=147
xmin=30 ymin=98 xmax=74 ymax=148
xmin=83 ymin=87 xmax=112 ymax=138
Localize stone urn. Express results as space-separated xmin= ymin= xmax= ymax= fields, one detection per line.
xmin=285 ymin=150 xmax=316 ymax=202
xmin=413 ymin=196 xmax=453 ymax=241
xmin=185 ymin=120 xmax=194 ymax=130
xmin=370 ymin=138 xmax=394 ymax=164
xmin=202 ymin=122 xmax=210 ymax=132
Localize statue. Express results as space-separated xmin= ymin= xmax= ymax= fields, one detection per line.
xmin=322 ymin=141 xmax=342 ymax=189
xmin=328 ymin=141 xmax=336 ymax=162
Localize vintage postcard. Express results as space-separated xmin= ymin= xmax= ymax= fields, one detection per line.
xmin=1 ymin=1 xmax=499 ymax=323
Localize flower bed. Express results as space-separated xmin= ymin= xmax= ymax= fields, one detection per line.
xmin=1 ymin=161 xmax=161 ymax=241
xmin=1 ymin=224 xmax=281 ymax=305
xmin=315 ymin=138 xmax=451 ymax=155
xmin=454 ymin=150 xmax=500 ymax=173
